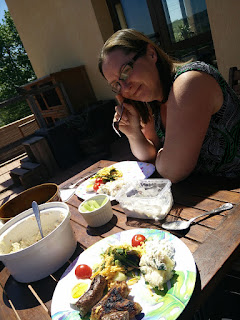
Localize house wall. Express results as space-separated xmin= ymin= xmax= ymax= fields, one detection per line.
xmin=6 ymin=0 xmax=115 ymax=100
xmin=5 ymin=0 xmax=240 ymax=93
xmin=206 ymin=0 xmax=240 ymax=80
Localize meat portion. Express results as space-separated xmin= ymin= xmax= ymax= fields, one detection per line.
xmin=76 ymin=274 xmax=107 ymax=317
xmin=102 ymin=311 xmax=129 ymax=320
xmin=90 ymin=281 xmax=142 ymax=320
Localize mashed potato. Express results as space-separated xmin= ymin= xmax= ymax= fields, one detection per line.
xmin=139 ymin=238 xmax=175 ymax=290
xmin=0 ymin=213 xmax=64 ymax=254
xmin=8 ymin=224 xmax=57 ymax=253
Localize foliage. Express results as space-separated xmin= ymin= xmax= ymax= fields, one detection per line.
xmin=170 ymin=9 xmax=210 ymax=43
xmin=0 ymin=10 xmax=36 ymax=126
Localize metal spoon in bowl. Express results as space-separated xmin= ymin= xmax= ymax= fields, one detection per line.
xmin=162 ymin=202 xmax=233 ymax=231
xmin=32 ymin=201 xmax=44 ymax=238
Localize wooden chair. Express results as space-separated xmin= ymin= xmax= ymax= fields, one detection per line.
xmin=228 ymin=66 xmax=240 ymax=97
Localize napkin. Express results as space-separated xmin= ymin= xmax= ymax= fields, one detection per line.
xmin=60 ymin=189 xmax=76 ymax=202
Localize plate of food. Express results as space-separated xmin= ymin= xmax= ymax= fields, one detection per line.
xmin=75 ymin=161 xmax=155 ymax=201
xmin=51 ymin=228 xmax=196 ymax=320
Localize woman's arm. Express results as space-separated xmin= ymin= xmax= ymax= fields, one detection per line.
xmin=155 ymin=70 xmax=223 ymax=183
xmin=127 ymin=109 xmax=161 ymax=162
xmin=114 ymin=98 xmax=160 ymax=162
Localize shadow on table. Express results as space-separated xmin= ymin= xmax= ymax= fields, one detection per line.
xmin=86 ymin=214 xmax=118 ymax=235
xmin=172 ymin=174 xmax=240 ymax=206
xmin=3 ymin=274 xmax=58 ymax=309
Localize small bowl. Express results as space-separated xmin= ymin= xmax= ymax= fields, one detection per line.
xmin=78 ymin=194 xmax=113 ymax=227
xmin=0 ymin=202 xmax=77 ymax=283
xmin=0 ymin=183 xmax=60 ymax=224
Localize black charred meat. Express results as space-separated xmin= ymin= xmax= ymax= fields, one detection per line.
xmin=90 ymin=281 xmax=142 ymax=320
xmin=76 ymin=274 xmax=107 ymax=317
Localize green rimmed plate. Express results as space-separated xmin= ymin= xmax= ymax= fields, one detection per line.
xmin=51 ymin=228 xmax=196 ymax=320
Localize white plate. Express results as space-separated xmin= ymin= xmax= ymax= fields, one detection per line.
xmin=75 ymin=161 xmax=155 ymax=201
xmin=51 ymin=228 xmax=196 ymax=320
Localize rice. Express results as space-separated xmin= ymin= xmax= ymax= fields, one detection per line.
xmin=97 ymin=179 xmax=125 ymax=197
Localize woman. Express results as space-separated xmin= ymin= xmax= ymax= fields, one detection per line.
xmin=98 ymin=29 xmax=240 ymax=183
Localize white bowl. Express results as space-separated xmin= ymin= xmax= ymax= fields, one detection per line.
xmin=0 ymin=202 xmax=77 ymax=283
xmin=78 ymin=194 xmax=113 ymax=227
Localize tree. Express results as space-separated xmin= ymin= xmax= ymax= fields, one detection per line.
xmin=0 ymin=11 xmax=36 ymax=125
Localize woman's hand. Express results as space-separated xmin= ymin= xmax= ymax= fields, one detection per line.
xmin=114 ymin=95 xmax=160 ymax=162
xmin=114 ymin=95 xmax=142 ymax=137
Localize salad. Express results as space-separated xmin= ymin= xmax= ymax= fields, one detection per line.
xmin=86 ymin=166 xmax=124 ymax=193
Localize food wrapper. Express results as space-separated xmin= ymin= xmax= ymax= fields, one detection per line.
xmin=115 ymin=179 xmax=173 ymax=221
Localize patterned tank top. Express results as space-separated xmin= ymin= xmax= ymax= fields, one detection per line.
xmin=153 ymin=61 xmax=240 ymax=178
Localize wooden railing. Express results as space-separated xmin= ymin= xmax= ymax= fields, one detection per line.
xmin=0 ymin=82 xmax=69 ymax=164
xmin=0 ymin=115 xmax=39 ymax=164
xmin=0 ymin=93 xmax=40 ymax=164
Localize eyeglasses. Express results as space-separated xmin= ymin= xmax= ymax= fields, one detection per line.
xmin=110 ymin=48 xmax=146 ymax=94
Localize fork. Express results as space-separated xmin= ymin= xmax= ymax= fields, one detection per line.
xmin=60 ymin=171 xmax=97 ymax=190
xmin=112 ymin=101 xmax=124 ymax=137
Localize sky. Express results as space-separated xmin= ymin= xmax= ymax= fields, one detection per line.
xmin=166 ymin=0 xmax=182 ymax=22
xmin=0 ymin=0 xmax=8 ymax=22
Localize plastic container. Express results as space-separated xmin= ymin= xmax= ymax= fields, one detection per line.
xmin=0 ymin=202 xmax=77 ymax=283
xmin=78 ymin=194 xmax=113 ymax=227
xmin=115 ymin=179 xmax=173 ymax=221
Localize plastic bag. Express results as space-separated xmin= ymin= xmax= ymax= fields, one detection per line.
xmin=115 ymin=179 xmax=173 ymax=221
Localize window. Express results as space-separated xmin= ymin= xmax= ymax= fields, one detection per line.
xmin=107 ymin=0 xmax=216 ymax=66
xmin=162 ymin=0 xmax=211 ymax=43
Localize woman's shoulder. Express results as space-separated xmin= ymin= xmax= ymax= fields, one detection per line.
xmin=172 ymin=62 xmax=222 ymax=93
xmin=174 ymin=61 xmax=222 ymax=80
xmin=173 ymin=61 xmax=227 ymax=97
xmin=170 ymin=62 xmax=224 ymax=114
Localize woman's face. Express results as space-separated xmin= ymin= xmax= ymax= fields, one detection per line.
xmin=102 ymin=44 xmax=164 ymax=102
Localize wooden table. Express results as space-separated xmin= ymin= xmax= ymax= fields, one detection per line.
xmin=0 ymin=160 xmax=240 ymax=320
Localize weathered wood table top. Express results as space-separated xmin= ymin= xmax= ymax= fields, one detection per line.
xmin=0 ymin=160 xmax=240 ymax=320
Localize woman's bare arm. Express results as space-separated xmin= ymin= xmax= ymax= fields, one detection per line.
xmin=155 ymin=71 xmax=223 ymax=183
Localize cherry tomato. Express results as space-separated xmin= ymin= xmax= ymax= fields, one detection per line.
xmin=75 ymin=264 xmax=92 ymax=279
xmin=93 ymin=182 xmax=101 ymax=192
xmin=132 ymin=234 xmax=146 ymax=247
xmin=93 ymin=178 xmax=104 ymax=192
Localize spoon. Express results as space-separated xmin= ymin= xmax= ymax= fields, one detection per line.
xmin=162 ymin=202 xmax=233 ymax=231
xmin=32 ymin=201 xmax=44 ymax=238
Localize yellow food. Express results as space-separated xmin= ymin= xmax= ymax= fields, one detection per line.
xmin=90 ymin=237 xmax=176 ymax=291
xmin=71 ymin=282 xmax=89 ymax=299
xmin=95 ymin=166 xmax=123 ymax=181
xmin=91 ymin=243 xmax=142 ymax=287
